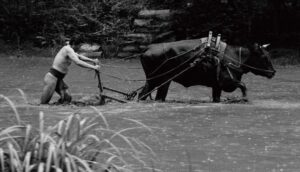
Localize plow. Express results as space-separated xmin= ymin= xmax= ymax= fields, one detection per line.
xmin=94 ymin=68 xmax=140 ymax=105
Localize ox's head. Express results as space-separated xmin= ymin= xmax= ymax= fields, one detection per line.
xmin=246 ymin=43 xmax=276 ymax=78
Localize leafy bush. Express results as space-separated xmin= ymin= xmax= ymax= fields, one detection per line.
xmin=0 ymin=95 xmax=156 ymax=172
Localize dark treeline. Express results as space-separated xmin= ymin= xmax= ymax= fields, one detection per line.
xmin=0 ymin=0 xmax=145 ymax=47
xmin=0 ymin=0 xmax=299 ymax=48
xmin=170 ymin=0 xmax=300 ymax=46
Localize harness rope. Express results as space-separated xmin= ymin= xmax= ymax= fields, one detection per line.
xmin=108 ymin=53 xmax=143 ymax=63
xmin=101 ymin=64 xmax=141 ymax=69
xmin=101 ymin=44 xmax=206 ymax=83
xmin=138 ymin=65 xmax=193 ymax=101
xmin=101 ymin=42 xmax=203 ymax=72
xmin=145 ymin=48 xmax=205 ymax=81
xmin=148 ymin=43 xmax=204 ymax=76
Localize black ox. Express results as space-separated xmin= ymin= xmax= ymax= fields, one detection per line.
xmin=138 ymin=38 xmax=276 ymax=102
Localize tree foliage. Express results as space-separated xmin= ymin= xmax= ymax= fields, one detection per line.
xmin=0 ymin=0 xmax=146 ymax=46
xmin=0 ymin=0 xmax=299 ymax=47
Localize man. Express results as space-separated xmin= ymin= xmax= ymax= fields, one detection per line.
xmin=40 ymin=38 xmax=101 ymax=104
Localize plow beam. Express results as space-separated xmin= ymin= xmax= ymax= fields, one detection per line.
xmin=102 ymin=94 xmax=127 ymax=103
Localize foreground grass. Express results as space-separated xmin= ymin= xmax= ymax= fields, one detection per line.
xmin=0 ymin=94 xmax=157 ymax=172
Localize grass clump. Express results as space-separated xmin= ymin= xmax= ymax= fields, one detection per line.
xmin=0 ymin=94 xmax=157 ymax=172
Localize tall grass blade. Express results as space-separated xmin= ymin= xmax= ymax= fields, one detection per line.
xmin=53 ymin=166 xmax=63 ymax=172
xmin=45 ymin=144 xmax=54 ymax=172
xmin=99 ymin=149 xmax=127 ymax=165
xmin=0 ymin=95 xmax=21 ymax=125
xmin=50 ymin=144 xmax=59 ymax=170
xmin=39 ymin=112 xmax=44 ymax=133
xmin=67 ymin=154 xmax=93 ymax=172
xmin=16 ymin=88 xmax=28 ymax=104
xmin=38 ymin=163 xmax=44 ymax=172
xmin=100 ymin=139 xmax=122 ymax=156
xmin=11 ymin=146 xmax=22 ymax=172
xmin=73 ymin=115 xmax=81 ymax=142
xmin=28 ymin=164 xmax=37 ymax=172
xmin=123 ymin=118 xmax=153 ymax=134
xmin=23 ymin=125 xmax=32 ymax=153
xmin=0 ymin=125 xmax=25 ymax=137
xmin=58 ymin=120 xmax=65 ymax=136
xmin=65 ymin=115 xmax=76 ymax=141
xmin=8 ymin=143 xmax=16 ymax=172
xmin=109 ymin=129 xmax=141 ymax=154
xmin=68 ymin=155 xmax=78 ymax=172
xmin=65 ymin=157 xmax=72 ymax=172
xmin=0 ymin=148 xmax=5 ymax=172
xmin=38 ymin=112 xmax=45 ymax=162
xmin=105 ymin=155 xmax=118 ymax=165
xmin=90 ymin=106 xmax=109 ymax=128
xmin=128 ymin=152 xmax=147 ymax=167
xmin=23 ymin=152 xmax=32 ymax=172
xmin=130 ymin=138 xmax=156 ymax=157
xmin=71 ymin=134 xmax=100 ymax=150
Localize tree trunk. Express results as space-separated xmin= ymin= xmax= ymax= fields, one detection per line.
xmin=268 ymin=0 xmax=282 ymax=36
xmin=25 ymin=0 xmax=32 ymax=23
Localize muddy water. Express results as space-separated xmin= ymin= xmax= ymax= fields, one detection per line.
xmin=1 ymin=57 xmax=300 ymax=172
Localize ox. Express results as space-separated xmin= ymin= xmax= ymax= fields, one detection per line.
xmin=138 ymin=38 xmax=276 ymax=102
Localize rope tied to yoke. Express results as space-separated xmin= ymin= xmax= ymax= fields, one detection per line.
xmin=100 ymin=42 xmax=206 ymax=83
xmin=148 ymin=43 xmax=205 ymax=76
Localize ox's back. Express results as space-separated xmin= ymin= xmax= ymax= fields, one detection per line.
xmin=143 ymin=39 xmax=205 ymax=58
xmin=141 ymin=39 xmax=203 ymax=78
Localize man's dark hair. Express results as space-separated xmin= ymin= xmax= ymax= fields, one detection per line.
xmin=69 ymin=36 xmax=81 ymax=46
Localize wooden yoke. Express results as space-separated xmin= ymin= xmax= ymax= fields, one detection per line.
xmin=216 ymin=34 xmax=221 ymax=49
xmin=207 ymin=31 xmax=213 ymax=47
xmin=206 ymin=31 xmax=222 ymax=82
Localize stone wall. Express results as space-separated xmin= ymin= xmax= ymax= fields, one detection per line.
xmin=118 ymin=9 xmax=176 ymax=58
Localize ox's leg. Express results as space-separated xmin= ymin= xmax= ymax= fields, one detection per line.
xmin=155 ymin=81 xmax=171 ymax=102
xmin=138 ymin=82 xmax=154 ymax=100
xmin=237 ymin=82 xmax=247 ymax=101
xmin=212 ymin=86 xmax=222 ymax=102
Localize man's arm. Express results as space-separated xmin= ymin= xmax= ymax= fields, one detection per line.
xmin=66 ymin=47 xmax=100 ymax=71
xmin=77 ymin=53 xmax=99 ymax=64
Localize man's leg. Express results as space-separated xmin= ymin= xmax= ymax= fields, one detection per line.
xmin=55 ymin=80 xmax=72 ymax=104
xmin=40 ymin=73 xmax=57 ymax=104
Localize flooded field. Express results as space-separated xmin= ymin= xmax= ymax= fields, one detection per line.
xmin=1 ymin=56 xmax=300 ymax=172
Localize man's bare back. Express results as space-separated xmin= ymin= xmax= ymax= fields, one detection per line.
xmin=52 ymin=45 xmax=73 ymax=74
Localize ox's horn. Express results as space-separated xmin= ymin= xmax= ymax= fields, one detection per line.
xmin=262 ymin=44 xmax=270 ymax=48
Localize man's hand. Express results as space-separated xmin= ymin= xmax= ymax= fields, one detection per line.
xmin=94 ymin=65 xmax=101 ymax=71
xmin=94 ymin=58 xmax=100 ymax=65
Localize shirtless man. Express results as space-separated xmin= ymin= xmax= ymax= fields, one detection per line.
xmin=40 ymin=38 xmax=101 ymax=104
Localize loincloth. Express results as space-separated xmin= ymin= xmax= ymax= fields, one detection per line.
xmin=49 ymin=68 xmax=65 ymax=80
xmin=49 ymin=68 xmax=68 ymax=90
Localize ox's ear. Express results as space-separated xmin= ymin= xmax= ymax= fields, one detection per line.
xmin=262 ymin=44 xmax=270 ymax=49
